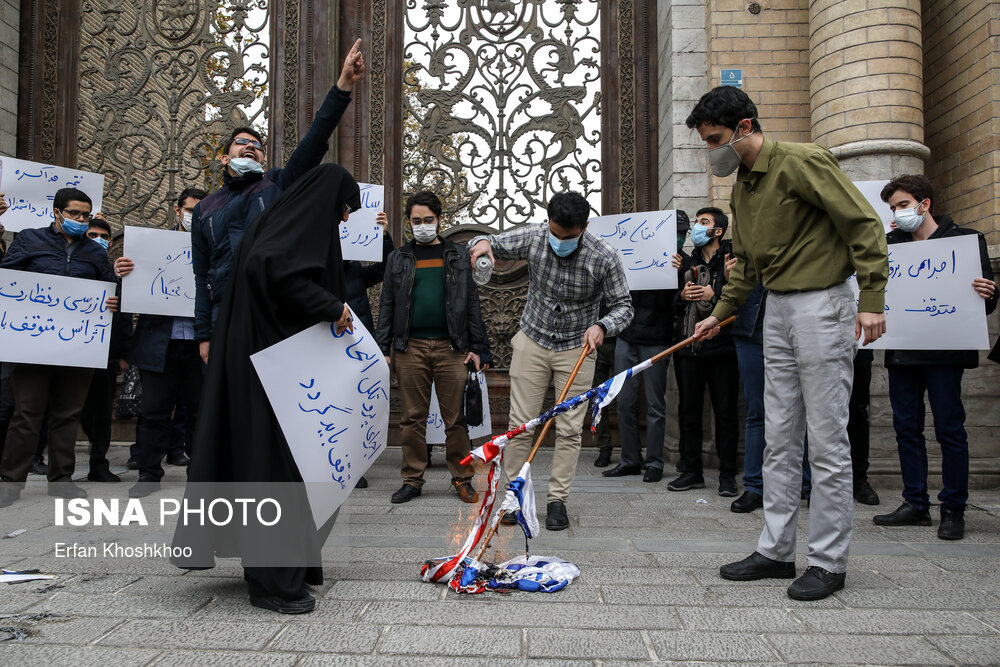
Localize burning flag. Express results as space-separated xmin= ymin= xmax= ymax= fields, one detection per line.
xmin=499 ymin=462 xmax=539 ymax=539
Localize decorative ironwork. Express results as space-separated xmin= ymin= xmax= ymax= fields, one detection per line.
xmin=369 ymin=0 xmax=387 ymax=185
xmin=402 ymin=0 xmax=602 ymax=231
xmin=618 ymin=0 xmax=636 ymax=213
xmin=77 ymin=0 xmax=271 ymax=229
xmin=39 ymin=0 xmax=61 ymax=163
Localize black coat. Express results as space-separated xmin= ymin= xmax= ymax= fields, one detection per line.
xmin=374 ymin=237 xmax=486 ymax=356
xmin=884 ymin=215 xmax=997 ymax=369
xmin=174 ymin=164 xmax=360 ymax=583
xmin=1 ymin=223 xmax=115 ymax=283
xmin=343 ymin=231 xmax=395 ymax=332
xmin=619 ymin=288 xmax=676 ymax=346
xmin=675 ymin=240 xmax=735 ymax=356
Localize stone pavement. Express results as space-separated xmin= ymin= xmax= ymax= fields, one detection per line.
xmin=1 ymin=444 xmax=999 ymax=666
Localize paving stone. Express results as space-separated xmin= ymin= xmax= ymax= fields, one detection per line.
xmin=832 ymin=588 xmax=999 ymax=610
xmin=526 ymin=628 xmax=648 ymax=660
xmin=0 ymin=645 xmax=160 ymax=667
xmin=793 ymin=608 xmax=997 ymax=635
xmin=675 ymin=607 xmax=804 ymax=632
xmin=23 ymin=592 xmax=211 ymax=619
xmin=322 ymin=579 xmax=442 ymax=601
xmin=648 ymin=630 xmax=779 ymax=662
xmin=97 ymin=619 xmax=283 ymax=650
xmin=576 ymin=565 xmax=696 ymax=585
xmin=379 ymin=625 xmax=521 ymax=657
xmin=927 ymin=635 xmax=1000 ymax=665
xmin=602 ymin=584 xmax=844 ymax=608
xmin=267 ymin=622 xmax=382 ymax=653
xmin=301 ymin=658 xmax=590 ymax=667
xmin=360 ymin=600 xmax=682 ymax=630
xmin=153 ymin=650 xmax=301 ymax=666
xmin=971 ymin=611 xmax=1000 ymax=631
xmin=192 ymin=597 xmax=368 ymax=623
xmin=0 ymin=614 xmax=122 ymax=644
xmin=767 ymin=632 xmax=952 ymax=665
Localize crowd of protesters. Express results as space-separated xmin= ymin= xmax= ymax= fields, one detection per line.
xmin=0 ymin=63 xmax=997 ymax=612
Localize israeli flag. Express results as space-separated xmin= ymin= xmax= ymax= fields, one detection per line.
xmin=500 ymin=462 xmax=539 ymax=538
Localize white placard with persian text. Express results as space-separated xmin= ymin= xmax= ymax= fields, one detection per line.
xmin=120 ymin=226 xmax=195 ymax=317
xmin=251 ymin=310 xmax=390 ymax=528
xmin=850 ymin=235 xmax=989 ymax=350
xmin=0 ymin=268 xmax=116 ymax=368
xmin=588 ymin=210 xmax=678 ymax=290
xmin=0 ymin=158 xmax=105 ymax=233
xmin=339 ymin=183 xmax=384 ymax=262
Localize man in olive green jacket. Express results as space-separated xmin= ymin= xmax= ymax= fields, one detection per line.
xmin=688 ymin=87 xmax=888 ymax=601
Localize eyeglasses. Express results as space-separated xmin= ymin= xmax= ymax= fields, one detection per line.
xmin=410 ymin=216 xmax=437 ymax=226
xmin=59 ymin=208 xmax=93 ymax=222
xmin=86 ymin=231 xmax=111 ymax=241
xmin=232 ymin=137 xmax=264 ymax=152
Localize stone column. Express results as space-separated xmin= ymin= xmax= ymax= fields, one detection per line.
xmin=808 ymin=0 xmax=929 ymax=178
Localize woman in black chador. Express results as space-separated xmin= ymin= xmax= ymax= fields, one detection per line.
xmin=174 ymin=163 xmax=360 ymax=614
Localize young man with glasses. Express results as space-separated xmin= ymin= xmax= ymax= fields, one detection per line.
xmin=0 ymin=188 xmax=118 ymax=507
xmin=192 ymin=39 xmax=365 ymax=365
xmin=375 ymin=191 xmax=486 ymax=505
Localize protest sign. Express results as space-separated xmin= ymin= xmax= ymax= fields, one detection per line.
xmin=0 ymin=269 xmax=116 ymax=368
xmin=853 ymin=180 xmax=893 ymax=233
xmin=339 ymin=183 xmax=385 ymax=262
xmin=251 ymin=309 xmax=390 ymax=528
xmin=0 ymin=158 xmax=105 ymax=233
xmin=850 ymin=235 xmax=989 ymax=349
xmin=588 ymin=210 xmax=678 ymax=290
xmin=120 ymin=226 xmax=195 ymax=317
xmin=426 ymin=372 xmax=492 ymax=444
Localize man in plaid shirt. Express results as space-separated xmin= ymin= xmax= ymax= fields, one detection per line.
xmin=469 ymin=192 xmax=633 ymax=530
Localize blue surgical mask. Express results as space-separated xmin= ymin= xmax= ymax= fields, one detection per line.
xmin=690 ymin=223 xmax=715 ymax=247
xmin=893 ymin=204 xmax=925 ymax=233
xmin=93 ymin=237 xmax=110 ymax=251
xmin=60 ymin=219 xmax=89 ymax=237
xmin=228 ymin=157 xmax=265 ymax=177
xmin=548 ymin=232 xmax=580 ymax=257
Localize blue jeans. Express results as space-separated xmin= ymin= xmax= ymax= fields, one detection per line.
xmin=888 ymin=365 xmax=968 ymax=513
xmin=614 ymin=339 xmax=668 ymax=469
xmin=734 ymin=336 xmax=811 ymax=495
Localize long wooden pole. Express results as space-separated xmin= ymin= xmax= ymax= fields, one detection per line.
xmin=524 ymin=345 xmax=592 ymax=465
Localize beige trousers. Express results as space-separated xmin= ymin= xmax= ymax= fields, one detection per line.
xmin=503 ymin=331 xmax=596 ymax=503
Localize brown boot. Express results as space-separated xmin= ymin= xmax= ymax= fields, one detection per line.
xmin=454 ymin=480 xmax=479 ymax=503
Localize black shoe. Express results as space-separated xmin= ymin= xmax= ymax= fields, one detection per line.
xmin=643 ymin=467 xmax=663 ymax=483
xmin=355 ymin=476 xmax=368 ymax=489
xmin=391 ymin=484 xmax=421 ymax=504
xmin=126 ymin=455 xmax=140 ymax=470
xmin=166 ymin=452 xmax=190 ymax=467
xmin=249 ymin=593 xmax=316 ymax=614
xmin=593 ymin=448 xmax=612 ymax=467
xmin=720 ymin=552 xmax=796 ymax=581
xmin=129 ymin=478 xmax=161 ymax=498
xmin=500 ymin=510 xmax=519 ymax=526
xmin=47 ymin=482 xmax=88 ymax=500
xmin=718 ymin=474 xmax=738 ymax=497
xmin=602 ymin=463 xmax=641 ymax=478
xmin=667 ymin=471 xmax=705 ymax=492
xmin=787 ymin=566 xmax=845 ymax=601
xmin=873 ymin=502 xmax=931 ymax=526
xmin=545 ymin=500 xmax=569 ymax=531
xmin=29 ymin=459 xmax=47 ymax=476
xmin=0 ymin=486 xmax=20 ymax=508
xmin=730 ymin=490 xmax=764 ymax=513
xmin=853 ymin=480 xmax=880 ymax=505
xmin=938 ymin=508 xmax=965 ymax=540
xmin=87 ymin=469 xmax=121 ymax=483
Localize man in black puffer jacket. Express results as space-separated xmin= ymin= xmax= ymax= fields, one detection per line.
xmin=669 ymin=207 xmax=740 ymax=497
xmin=873 ymin=174 xmax=998 ymax=541
xmin=192 ymin=40 xmax=365 ymax=364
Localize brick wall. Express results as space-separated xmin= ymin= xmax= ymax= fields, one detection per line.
xmin=923 ymin=0 xmax=1000 ymax=245
xmin=704 ymin=0 xmax=811 ymax=208
xmin=0 ymin=0 xmax=17 ymax=157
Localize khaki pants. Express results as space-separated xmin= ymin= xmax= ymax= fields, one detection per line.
xmin=395 ymin=338 xmax=474 ymax=487
xmin=503 ymin=331 xmax=596 ymax=503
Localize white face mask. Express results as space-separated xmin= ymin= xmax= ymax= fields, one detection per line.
xmin=412 ymin=223 xmax=438 ymax=244
xmin=228 ymin=157 xmax=264 ymax=177
xmin=893 ymin=203 xmax=926 ymax=233
xmin=181 ymin=211 xmax=194 ymax=232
